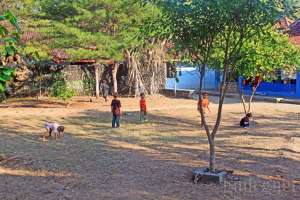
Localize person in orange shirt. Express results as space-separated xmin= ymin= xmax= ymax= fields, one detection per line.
xmin=140 ymin=93 xmax=148 ymax=122
xmin=197 ymin=92 xmax=211 ymax=127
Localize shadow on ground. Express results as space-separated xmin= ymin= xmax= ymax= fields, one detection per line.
xmin=0 ymin=108 xmax=299 ymax=200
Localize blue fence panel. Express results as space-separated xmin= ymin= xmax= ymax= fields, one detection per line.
xmin=166 ymin=67 xmax=219 ymax=90
xmin=242 ymin=81 xmax=297 ymax=98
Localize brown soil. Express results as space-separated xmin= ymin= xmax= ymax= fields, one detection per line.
xmin=0 ymin=95 xmax=299 ymax=200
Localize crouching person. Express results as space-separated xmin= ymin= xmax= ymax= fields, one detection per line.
xmin=240 ymin=113 xmax=252 ymax=128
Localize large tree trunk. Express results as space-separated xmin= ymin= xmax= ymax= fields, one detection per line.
xmin=112 ymin=62 xmax=119 ymax=94
xmin=95 ymin=64 xmax=100 ymax=98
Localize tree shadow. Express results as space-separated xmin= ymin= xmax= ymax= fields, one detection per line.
xmin=0 ymin=98 xmax=67 ymax=108
xmin=0 ymin=108 xmax=300 ymax=199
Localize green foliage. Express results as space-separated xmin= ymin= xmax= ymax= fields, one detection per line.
xmin=0 ymin=10 xmax=20 ymax=92
xmin=237 ymin=29 xmax=300 ymax=81
xmin=283 ymin=0 xmax=300 ymax=18
xmin=142 ymin=0 xmax=281 ymax=65
xmin=83 ymin=77 xmax=96 ymax=96
xmin=0 ymin=91 xmax=7 ymax=102
xmin=51 ymin=73 xmax=76 ymax=101
xmin=0 ymin=67 xmax=15 ymax=91
xmin=39 ymin=0 xmax=79 ymax=20
xmin=11 ymin=0 xmax=159 ymax=61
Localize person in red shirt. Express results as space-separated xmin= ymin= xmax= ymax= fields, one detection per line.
xmin=140 ymin=93 xmax=148 ymax=122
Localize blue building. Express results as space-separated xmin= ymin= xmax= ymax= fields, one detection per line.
xmin=165 ymin=63 xmax=300 ymax=99
xmin=166 ymin=63 xmax=221 ymax=91
xmin=239 ymin=71 xmax=300 ymax=99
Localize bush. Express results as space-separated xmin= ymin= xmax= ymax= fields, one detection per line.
xmin=0 ymin=92 xmax=6 ymax=103
xmin=51 ymin=73 xmax=76 ymax=101
xmin=83 ymin=77 xmax=95 ymax=96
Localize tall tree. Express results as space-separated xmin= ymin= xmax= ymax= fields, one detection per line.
xmin=143 ymin=0 xmax=281 ymax=172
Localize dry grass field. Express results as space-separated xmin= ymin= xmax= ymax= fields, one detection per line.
xmin=0 ymin=95 xmax=299 ymax=200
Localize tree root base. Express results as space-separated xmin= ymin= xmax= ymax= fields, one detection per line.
xmin=192 ymin=168 xmax=229 ymax=184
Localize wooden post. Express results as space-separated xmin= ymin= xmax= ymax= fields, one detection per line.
xmin=95 ymin=64 xmax=100 ymax=98
xmin=112 ymin=62 xmax=119 ymax=94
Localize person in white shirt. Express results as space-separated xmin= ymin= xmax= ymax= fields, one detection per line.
xmin=44 ymin=122 xmax=65 ymax=140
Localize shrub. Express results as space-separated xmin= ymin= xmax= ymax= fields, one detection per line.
xmin=51 ymin=73 xmax=76 ymax=101
xmin=83 ymin=77 xmax=95 ymax=96
xmin=0 ymin=91 xmax=6 ymax=103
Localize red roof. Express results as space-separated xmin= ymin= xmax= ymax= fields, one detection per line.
xmin=275 ymin=16 xmax=294 ymax=31
xmin=274 ymin=17 xmax=300 ymax=46
xmin=71 ymin=59 xmax=96 ymax=65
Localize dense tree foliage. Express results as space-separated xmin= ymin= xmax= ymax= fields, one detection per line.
xmin=238 ymin=29 xmax=300 ymax=80
xmin=284 ymin=0 xmax=300 ymax=18
xmin=9 ymin=0 xmax=159 ymax=61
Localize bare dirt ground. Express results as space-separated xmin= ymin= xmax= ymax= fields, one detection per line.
xmin=0 ymin=95 xmax=299 ymax=200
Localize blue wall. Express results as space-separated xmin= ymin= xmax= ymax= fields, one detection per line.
xmin=239 ymin=71 xmax=300 ymax=99
xmin=297 ymin=71 xmax=300 ymax=98
xmin=166 ymin=67 xmax=220 ymax=90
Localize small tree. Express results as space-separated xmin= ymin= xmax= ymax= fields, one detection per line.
xmin=237 ymin=29 xmax=300 ymax=115
xmin=143 ymin=0 xmax=281 ymax=172
xmin=51 ymin=72 xmax=76 ymax=102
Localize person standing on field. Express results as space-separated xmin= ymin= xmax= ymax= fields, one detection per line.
xmin=100 ymin=80 xmax=110 ymax=102
xmin=197 ymin=92 xmax=211 ymax=127
xmin=139 ymin=93 xmax=148 ymax=122
xmin=111 ymin=94 xmax=121 ymax=128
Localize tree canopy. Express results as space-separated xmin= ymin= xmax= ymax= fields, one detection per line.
xmin=9 ymin=0 xmax=159 ymax=61
xmin=237 ymin=28 xmax=300 ymax=81
xmin=283 ymin=0 xmax=300 ymax=18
